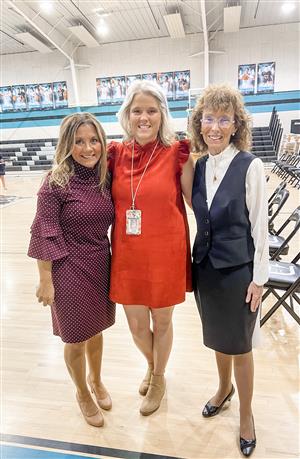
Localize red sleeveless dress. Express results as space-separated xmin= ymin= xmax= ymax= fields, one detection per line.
xmin=108 ymin=138 xmax=192 ymax=308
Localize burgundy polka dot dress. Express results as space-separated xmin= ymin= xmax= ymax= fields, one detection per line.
xmin=28 ymin=160 xmax=116 ymax=343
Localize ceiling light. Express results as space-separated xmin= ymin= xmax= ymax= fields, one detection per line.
xmin=97 ymin=19 xmax=109 ymax=36
xmin=39 ymin=0 xmax=54 ymax=14
xmin=163 ymin=12 xmax=185 ymax=38
xmin=68 ymin=25 xmax=99 ymax=47
xmin=281 ymin=2 xmax=296 ymax=13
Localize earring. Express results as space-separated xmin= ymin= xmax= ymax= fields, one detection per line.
xmin=232 ymin=132 xmax=235 ymax=136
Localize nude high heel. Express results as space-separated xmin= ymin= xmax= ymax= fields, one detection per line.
xmin=76 ymin=393 xmax=104 ymax=427
xmin=87 ymin=374 xmax=112 ymax=411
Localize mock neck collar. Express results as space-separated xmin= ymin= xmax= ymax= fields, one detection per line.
xmin=73 ymin=159 xmax=99 ymax=179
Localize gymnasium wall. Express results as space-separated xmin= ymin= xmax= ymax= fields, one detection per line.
xmin=1 ymin=22 xmax=299 ymax=141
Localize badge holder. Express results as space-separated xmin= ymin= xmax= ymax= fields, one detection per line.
xmin=126 ymin=208 xmax=142 ymax=235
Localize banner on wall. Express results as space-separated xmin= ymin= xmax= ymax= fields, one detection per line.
xmin=257 ymin=62 xmax=275 ymax=93
xmin=0 ymin=81 xmax=68 ymax=112
xmin=173 ymin=70 xmax=190 ymax=99
xmin=52 ymin=81 xmax=68 ymax=108
xmin=238 ymin=64 xmax=256 ymax=95
xmin=0 ymin=86 xmax=15 ymax=112
xmin=96 ymin=70 xmax=191 ymax=105
xmin=157 ymin=72 xmax=174 ymax=99
xmin=11 ymin=85 xmax=27 ymax=110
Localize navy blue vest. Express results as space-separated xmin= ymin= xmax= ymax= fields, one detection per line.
xmin=192 ymin=151 xmax=255 ymax=269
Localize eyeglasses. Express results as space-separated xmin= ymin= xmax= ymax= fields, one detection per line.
xmin=201 ymin=116 xmax=235 ymax=128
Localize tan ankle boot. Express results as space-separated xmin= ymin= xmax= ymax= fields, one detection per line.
xmin=139 ymin=366 xmax=153 ymax=396
xmin=140 ymin=374 xmax=166 ymax=416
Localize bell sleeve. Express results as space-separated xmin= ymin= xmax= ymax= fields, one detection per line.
xmin=28 ymin=177 xmax=69 ymax=261
xmin=176 ymin=139 xmax=191 ymax=175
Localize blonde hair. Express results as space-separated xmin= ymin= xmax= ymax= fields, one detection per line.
xmin=117 ymin=80 xmax=176 ymax=146
xmin=190 ymin=84 xmax=252 ymax=153
xmin=49 ymin=112 xmax=108 ymax=189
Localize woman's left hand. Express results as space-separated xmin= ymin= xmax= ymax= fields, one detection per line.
xmin=245 ymin=281 xmax=264 ymax=312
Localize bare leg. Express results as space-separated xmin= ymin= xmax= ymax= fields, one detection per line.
xmin=64 ymin=341 xmax=89 ymax=398
xmin=64 ymin=340 xmax=103 ymax=426
xmin=0 ymin=176 xmax=7 ymax=190
xmin=85 ymin=333 xmax=103 ymax=384
xmin=123 ymin=305 xmax=153 ymax=366
xmin=85 ymin=333 xmax=111 ymax=409
xmin=209 ymin=351 xmax=233 ymax=406
xmin=151 ymin=306 xmax=174 ymax=375
xmin=234 ymin=351 xmax=255 ymax=440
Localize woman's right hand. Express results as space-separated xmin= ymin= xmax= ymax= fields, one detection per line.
xmin=36 ymin=280 xmax=54 ymax=306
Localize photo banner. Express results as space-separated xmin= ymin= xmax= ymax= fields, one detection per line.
xmin=0 ymin=86 xmax=14 ymax=112
xmin=52 ymin=81 xmax=68 ymax=108
xmin=96 ymin=70 xmax=191 ymax=105
xmin=0 ymin=81 xmax=68 ymax=112
xmin=11 ymin=85 xmax=27 ymax=110
xmin=238 ymin=64 xmax=256 ymax=95
xmin=257 ymin=62 xmax=275 ymax=93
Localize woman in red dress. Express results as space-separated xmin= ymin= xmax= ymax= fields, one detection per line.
xmin=28 ymin=113 xmax=115 ymax=427
xmin=109 ymin=81 xmax=194 ymax=415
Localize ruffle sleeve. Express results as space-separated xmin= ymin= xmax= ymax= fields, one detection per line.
xmin=28 ymin=177 xmax=69 ymax=261
xmin=176 ymin=139 xmax=191 ymax=174
xmin=107 ymin=141 xmax=119 ymax=172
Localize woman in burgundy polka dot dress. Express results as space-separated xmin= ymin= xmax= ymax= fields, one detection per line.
xmin=28 ymin=113 xmax=115 ymax=427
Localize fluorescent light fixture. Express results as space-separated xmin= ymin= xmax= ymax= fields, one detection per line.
xmin=163 ymin=12 xmax=185 ymax=38
xmin=39 ymin=0 xmax=54 ymax=14
xmin=15 ymin=32 xmax=53 ymax=53
xmin=97 ymin=18 xmax=109 ymax=36
xmin=281 ymin=2 xmax=296 ymax=13
xmin=224 ymin=5 xmax=241 ymax=33
xmin=68 ymin=25 xmax=99 ymax=47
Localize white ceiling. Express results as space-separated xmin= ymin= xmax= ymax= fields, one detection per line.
xmin=1 ymin=0 xmax=299 ymax=56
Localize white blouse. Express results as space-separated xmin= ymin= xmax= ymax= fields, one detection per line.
xmin=205 ymin=143 xmax=269 ymax=286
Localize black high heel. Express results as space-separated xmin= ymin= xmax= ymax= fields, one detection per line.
xmin=240 ymin=416 xmax=256 ymax=457
xmin=202 ymin=385 xmax=235 ymax=417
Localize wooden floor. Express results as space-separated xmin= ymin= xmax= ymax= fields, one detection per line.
xmin=1 ymin=170 xmax=299 ymax=459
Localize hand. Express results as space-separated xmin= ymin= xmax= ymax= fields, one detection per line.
xmin=245 ymin=281 xmax=263 ymax=312
xmin=36 ymin=280 xmax=55 ymax=307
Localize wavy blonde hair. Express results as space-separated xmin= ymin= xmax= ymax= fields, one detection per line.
xmin=49 ymin=112 xmax=108 ymax=189
xmin=190 ymin=84 xmax=252 ymax=153
xmin=117 ymin=80 xmax=176 ymax=146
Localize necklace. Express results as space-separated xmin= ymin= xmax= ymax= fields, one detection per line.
xmin=125 ymin=139 xmax=159 ymax=236
xmin=130 ymin=139 xmax=159 ymax=209
xmin=211 ymin=156 xmax=218 ymax=182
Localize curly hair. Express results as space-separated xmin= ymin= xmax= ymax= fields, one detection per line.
xmin=190 ymin=84 xmax=252 ymax=153
xmin=117 ymin=80 xmax=176 ymax=146
xmin=48 ymin=112 xmax=108 ymax=189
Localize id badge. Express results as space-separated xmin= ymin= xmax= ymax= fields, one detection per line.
xmin=126 ymin=209 xmax=142 ymax=235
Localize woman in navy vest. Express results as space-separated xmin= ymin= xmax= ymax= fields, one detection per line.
xmin=190 ymin=84 xmax=268 ymax=457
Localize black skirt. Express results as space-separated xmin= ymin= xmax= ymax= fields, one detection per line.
xmin=193 ymin=257 xmax=258 ymax=355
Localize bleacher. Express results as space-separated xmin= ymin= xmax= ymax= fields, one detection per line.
xmin=0 ymin=138 xmax=57 ymax=172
